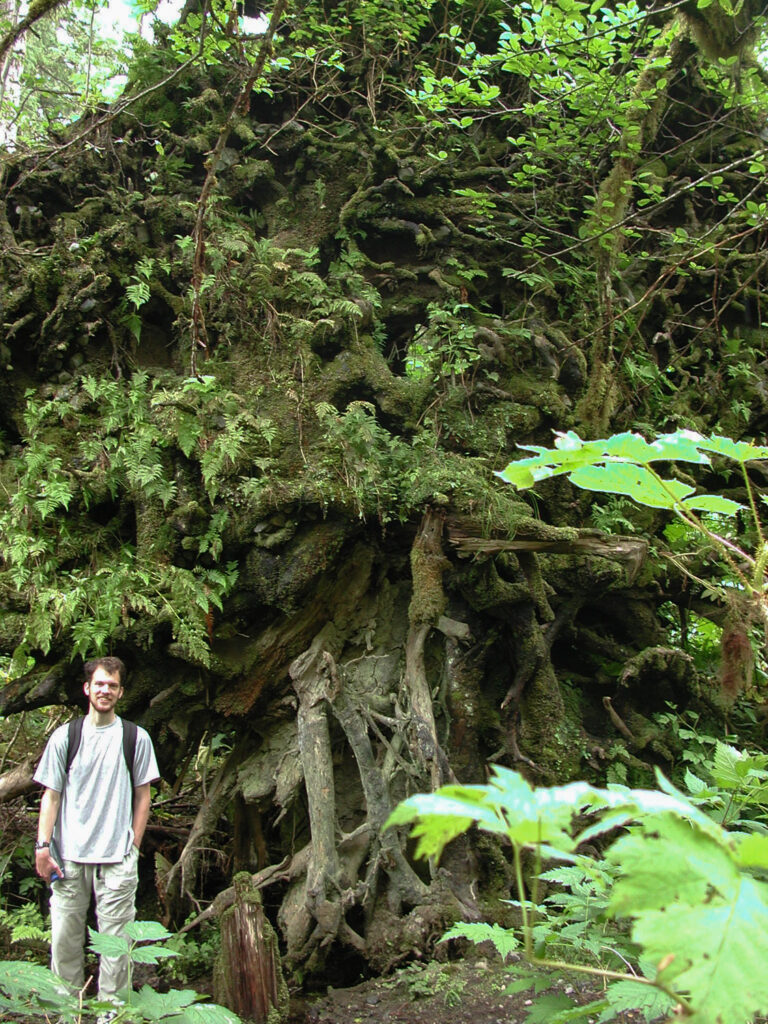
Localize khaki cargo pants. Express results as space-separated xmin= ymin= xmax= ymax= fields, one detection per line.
xmin=50 ymin=845 xmax=139 ymax=999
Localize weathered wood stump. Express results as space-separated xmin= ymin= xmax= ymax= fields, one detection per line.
xmin=213 ymin=871 xmax=289 ymax=1023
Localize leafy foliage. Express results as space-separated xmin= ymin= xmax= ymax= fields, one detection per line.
xmin=0 ymin=901 xmax=49 ymax=949
xmin=0 ymin=960 xmax=79 ymax=1018
xmin=0 ymin=372 xmax=252 ymax=667
xmin=388 ymin=763 xmax=768 ymax=1023
xmin=0 ymin=0 xmax=131 ymax=149
xmin=0 ymin=920 xmax=241 ymax=1022
xmin=499 ymin=428 xmax=768 ymax=690
xmin=497 ymin=429 xmax=768 ymax=515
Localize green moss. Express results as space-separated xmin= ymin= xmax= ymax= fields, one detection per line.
xmin=409 ymin=545 xmax=449 ymax=626
xmin=519 ymin=668 xmax=585 ymax=782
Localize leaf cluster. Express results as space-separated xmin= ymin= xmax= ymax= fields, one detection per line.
xmin=0 ymin=920 xmax=241 ymax=1022
xmin=0 ymin=371 xmax=264 ymax=667
xmin=388 ymin=762 xmax=768 ymax=1023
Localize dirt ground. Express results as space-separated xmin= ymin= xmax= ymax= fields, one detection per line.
xmin=5 ymin=951 xmax=648 ymax=1023
xmin=287 ymin=957 xmax=646 ymax=1024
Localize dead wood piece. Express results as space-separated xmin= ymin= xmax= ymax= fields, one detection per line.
xmin=288 ymin=635 xmax=345 ymax=961
xmin=327 ymin=657 xmax=428 ymax=907
xmin=0 ymin=661 xmax=70 ymax=715
xmin=213 ymin=872 xmax=289 ymax=1024
xmin=0 ymin=758 xmax=36 ymax=802
xmin=447 ymin=527 xmax=648 ymax=583
xmin=436 ymin=615 xmax=472 ymax=639
xmin=405 ymin=511 xmax=453 ymax=791
xmin=179 ymin=857 xmax=292 ymax=933
xmin=603 ymin=696 xmax=635 ymax=742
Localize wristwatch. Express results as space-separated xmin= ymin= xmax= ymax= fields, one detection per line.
xmin=34 ymin=841 xmax=50 ymax=850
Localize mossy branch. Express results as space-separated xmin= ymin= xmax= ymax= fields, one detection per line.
xmin=0 ymin=0 xmax=67 ymax=66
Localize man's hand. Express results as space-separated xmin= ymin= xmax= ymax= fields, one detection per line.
xmin=35 ymin=846 xmax=64 ymax=883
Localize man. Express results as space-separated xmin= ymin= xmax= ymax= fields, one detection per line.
xmin=34 ymin=656 xmax=160 ymax=1004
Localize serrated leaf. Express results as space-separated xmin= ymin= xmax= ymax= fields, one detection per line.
xmin=387 ymin=768 xmax=588 ymax=858
xmin=598 ymin=979 xmax=676 ymax=1022
xmin=385 ymin=804 xmax=474 ymax=860
xmin=128 ymin=983 xmax=198 ymax=1015
xmin=680 ymin=493 xmax=743 ymax=515
xmin=175 ymin=1002 xmax=242 ymax=1023
xmin=645 ymin=430 xmax=711 ymax=464
xmin=131 ymin=943 xmax=180 ymax=964
xmin=608 ymin=816 xmax=735 ymax=916
xmin=441 ymin=921 xmax=518 ymax=959
xmin=696 ymin=435 xmax=768 ymax=463
xmin=631 ymin=874 xmax=768 ymax=1022
xmin=0 ymin=960 xmax=78 ymax=1010
xmin=712 ymin=742 xmax=752 ymax=788
xmin=124 ymin=920 xmax=174 ymax=943
xmin=88 ymin=927 xmax=130 ymax=959
xmin=684 ymin=769 xmax=708 ymax=795
xmin=524 ymin=991 xmax=575 ymax=1023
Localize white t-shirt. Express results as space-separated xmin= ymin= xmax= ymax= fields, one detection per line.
xmin=34 ymin=717 xmax=160 ymax=863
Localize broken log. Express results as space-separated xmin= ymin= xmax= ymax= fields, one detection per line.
xmin=213 ymin=871 xmax=289 ymax=1023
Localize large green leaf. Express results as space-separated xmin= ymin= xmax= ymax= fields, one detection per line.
xmin=124 ymin=921 xmax=175 ymax=943
xmin=696 ymin=436 xmax=768 ymax=463
xmin=131 ymin=943 xmax=180 ymax=964
xmin=127 ymin=985 xmax=241 ymax=1023
xmin=680 ymin=493 xmax=743 ymax=515
xmin=175 ymin=1004 xmax=243 ymax=1023
xmin=389 ymin=766 xmax=721 ymax=863
xmin=385 ymin=784 xmax=507 ymax=859
xmin=602 ymin=430 xmax=709 ymax=465
xmin=128 ymin=983 xmax=198 ymax=1016
xmin=88 ymin=927 xmax=131 ymax=958
xmin=630 ymin=875 xmax=768 ymax=1023
xmin=387 ymin=769 xmax=581 ymax=858
xmin=496 ymin=429 xmax=764 ymax=518
xmin=607 ymin=816 xmax=737 ymax=916
xmin=606 ymin=810 xmax=768 ymax=1022
xmin=440 ymin=921 xmax=519 ymax=959
xmin=569 ymin=463 xmax=693 ymax=508
xmin=0 ymin=961 xmax=79 ymax=1012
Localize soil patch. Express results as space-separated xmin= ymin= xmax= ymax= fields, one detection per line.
xmin=288 ymin=957 xmax=647 ymax=1024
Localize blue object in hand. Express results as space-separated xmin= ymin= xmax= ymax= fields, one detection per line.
xmin=50 ymin=870 xmax=61 ymax=884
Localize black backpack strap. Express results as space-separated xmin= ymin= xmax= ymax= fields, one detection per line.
xmin=65 ymin=716 xmax=86 ymax=773
xmin=122 ymin=719 xmax=138 ymax=786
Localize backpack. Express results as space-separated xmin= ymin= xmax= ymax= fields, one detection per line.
xmin=65 ymin=716 xmax=138 ymax=785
